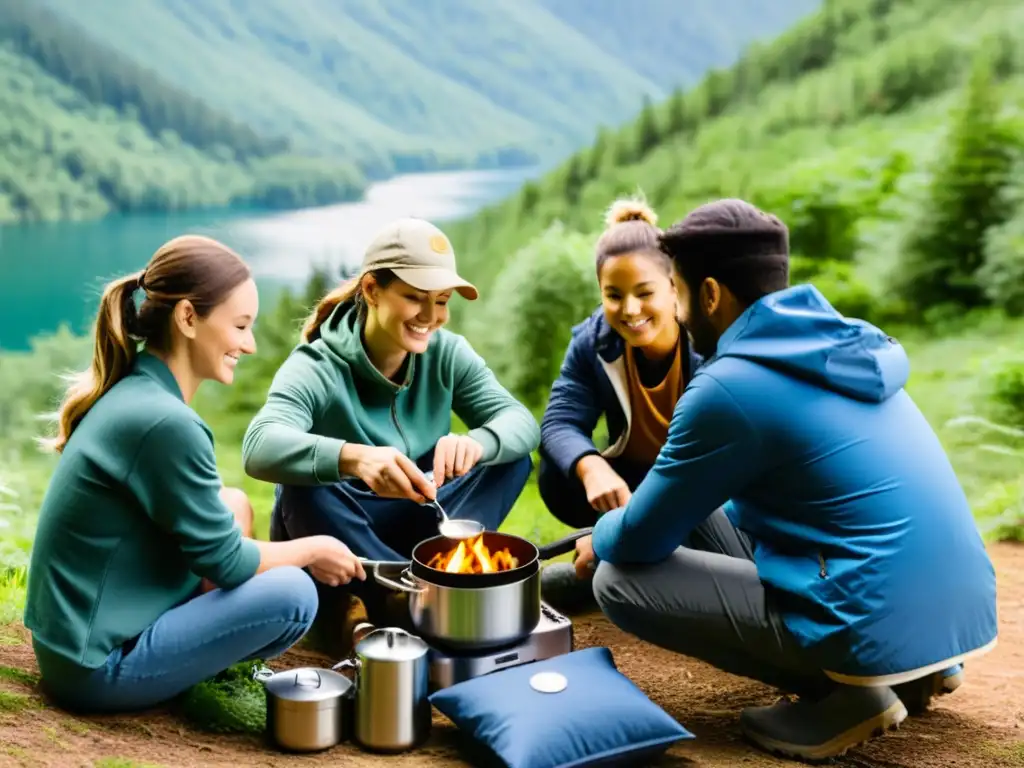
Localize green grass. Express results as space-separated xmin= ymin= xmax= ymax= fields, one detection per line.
xmin=0 ymin=690 xmax=43 ymax=713
xmin=0 ymin=665 xmax=38 ymax=687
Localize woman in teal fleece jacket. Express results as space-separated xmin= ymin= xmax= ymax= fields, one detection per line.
xmin=242 ymin=218 xmax=539 ymax=619
xmin=25 ymin=235 xmax=363 ymax=714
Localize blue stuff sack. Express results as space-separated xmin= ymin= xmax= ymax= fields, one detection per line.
xmin=429 ymin=646 xmax=693 ymax=767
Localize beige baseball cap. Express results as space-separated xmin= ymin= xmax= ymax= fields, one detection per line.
xmin=360 ymin=218 xmax=479 ymax=300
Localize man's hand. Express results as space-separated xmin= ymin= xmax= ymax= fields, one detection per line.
xmin=576 ymin=455 xmax=631 ymax=513
xmin=573 ymin=534 xmax=597 ymax=580
xmin=432 ymin=434 xmax=484 ymax=488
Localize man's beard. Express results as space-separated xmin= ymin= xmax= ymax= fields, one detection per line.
xmin=685 ymin=300 xmax=720 ymax=360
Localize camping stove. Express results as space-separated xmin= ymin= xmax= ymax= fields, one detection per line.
xmin=428 ymin=601 xmax=574 ymax=690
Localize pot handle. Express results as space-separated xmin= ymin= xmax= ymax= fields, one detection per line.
xmin=373 ymin=568 xmax=427 ymax=594
xmin=332 ymin=658 xmax=360 ymax=697
xmin=252 ymin=663 xmax=274 ymax=682
xmin=359 ymin=557 xmax=412 ymax=569
xmin=537 ymin=528 xmax=594 ymax=561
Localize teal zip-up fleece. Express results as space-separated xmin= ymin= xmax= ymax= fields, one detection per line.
xmin=25 ymin=352 xmax=260 ymax=672
xmin=242 ymin=302 xmax=539 ymax=485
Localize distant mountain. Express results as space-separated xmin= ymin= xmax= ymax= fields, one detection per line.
xmin=38 ymin=0 xmax=820 ymax=178
xmin=0 ymin=0 xmax=364 ymax=224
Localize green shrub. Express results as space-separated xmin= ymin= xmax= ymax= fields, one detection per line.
xmin=467 ymin=223 xmax=600 ymax=413
xmin=789 ymin=256 xmax=880 ymax=322
xmin=945 ymin=415 xmax=1024 ymax=540
xmin=984 ymin=350 xmax=1024 ymax=425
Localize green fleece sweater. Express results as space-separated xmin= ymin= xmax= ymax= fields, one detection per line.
xmin=242 ymin=302 xmax=539 ymax=485
xmin=24 ymin=353 xmax=261 ymax=672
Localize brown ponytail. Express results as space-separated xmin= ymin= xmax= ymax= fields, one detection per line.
xmin=41 ymin=272 xmax=144 ymax=453
xmin=301 ymin=269 xmax=398 ymax=342
xmin=41 ymin=234 xmax=251 ymax=454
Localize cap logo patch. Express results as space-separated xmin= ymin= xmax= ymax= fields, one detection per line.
xmin=429 ymin=234 xmax=450 ymax=254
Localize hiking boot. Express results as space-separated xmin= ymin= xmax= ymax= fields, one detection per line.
xmin=892 ymin=664 xmax=964 ymax=716
xmin=540 ymin=562 xmax=597 ymax=615
xmin=740 ymin=685 xmax=907 ymax=762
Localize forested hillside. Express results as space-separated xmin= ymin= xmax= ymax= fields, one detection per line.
xmin=447 ymin=0 xmax=1024 ymax=322
xmin=37 ymin=0 xmax=818 ymax=180
xmin=0 ymin=0 xmax=363 ymax=224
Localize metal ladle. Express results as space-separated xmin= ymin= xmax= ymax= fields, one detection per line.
xmin=358 ymin=497 xmax=484 ymax=570
xmin=360 ymin=470 xmax=484 ymax=566
xmin=421 ymin=470 xmax=484 ymax=540
xmin=426 ymin=496 xmax=484 ymax=540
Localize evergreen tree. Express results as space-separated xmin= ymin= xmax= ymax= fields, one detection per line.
xmin=892 ymin=53 xmax=1016 ymax=311
xmin=634 ymin=95 xmax=660 ymax=158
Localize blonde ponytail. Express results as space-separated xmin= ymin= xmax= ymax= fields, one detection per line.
xmin=301 ymin=277 xmax=361 ymax=342
xmin=42 ymin=271 xmax=143 ymax=453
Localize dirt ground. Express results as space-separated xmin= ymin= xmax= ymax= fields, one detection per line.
xmin=2 ymin=543 xmax=1023 ymax=768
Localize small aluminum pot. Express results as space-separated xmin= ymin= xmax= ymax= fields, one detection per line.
xmin=373 ymin=529 xmax=590 ymax=652
xmin=253 ymin=664 xmax=354 ymax=753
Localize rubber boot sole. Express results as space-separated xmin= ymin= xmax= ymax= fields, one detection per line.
xmin=741 ymin=699 xmax=909 ymax=763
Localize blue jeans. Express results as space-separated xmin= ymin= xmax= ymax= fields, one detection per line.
xmin=38 ymin=566 xmax=318 ymax=714
xmin=271 ymin=455 xmax=533 ymax=561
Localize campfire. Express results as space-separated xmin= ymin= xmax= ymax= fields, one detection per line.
xmin=426 ymin=534 xmax=519 ymax=574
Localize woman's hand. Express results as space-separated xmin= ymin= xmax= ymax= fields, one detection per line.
xmin=341 ymin=444 xmax=435 ymax=503
xmin=308 ymin=536 xmax=366 ymax=587
xmin=576 ymin=455 xmax=631 ymax=513
xmin=432 ymin=434 xmax=484 ymax=488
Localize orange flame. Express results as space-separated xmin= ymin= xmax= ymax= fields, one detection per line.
xmin=426 ymin=534 xmax=519 ymax=574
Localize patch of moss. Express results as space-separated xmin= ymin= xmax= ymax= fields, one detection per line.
xmin=980 ymin=739 xmax=1024 ymax=767
xmin=0 ymin=690 xmax=43 ymax=712
xmin=176 ymin=661 xmax=267 ymax=735
xmin=0 ymin=665 xmax=38 ymax=687
xmin=42 ymin=724 xmax=70 ymax=750
xmin=1005 ymin=741 xmax=1024 ymax=766
xmin=0 ymin=631 xmax=22 ymax=646
xmin=93 ymin=759 xmax=163 ymax=768
xmin=3 ymin=746 xmax=30 ymax=762
xmin=61 ymin=718 xmax=90 ymax=735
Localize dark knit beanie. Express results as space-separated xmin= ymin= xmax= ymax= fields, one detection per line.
xmin=659 ymin=199 xmax=790 ymax=305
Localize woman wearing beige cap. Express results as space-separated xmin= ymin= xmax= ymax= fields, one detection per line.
xmin=242 ymin=218 xmax=539 ymax=623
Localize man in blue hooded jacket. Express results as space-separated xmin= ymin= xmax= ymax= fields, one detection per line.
xmin=569 ymin=199 xmax=998 ymax=761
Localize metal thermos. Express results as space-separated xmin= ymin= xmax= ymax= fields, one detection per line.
xmin=336 ymin=625 xmax=432 ymax=753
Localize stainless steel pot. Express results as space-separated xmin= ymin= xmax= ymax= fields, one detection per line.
xmin=372 ymin=528 xmax=590 ymax=652
xmin=334 ymin=627 xmax=431 ymax=753
xmin=252 ymin=663 xmax=354 ymax=753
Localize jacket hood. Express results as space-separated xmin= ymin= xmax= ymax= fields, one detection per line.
xmin=318 ymin=301 xmax=414 ymax=391
xmin=713 ymin=284 xmax=908 ymax=403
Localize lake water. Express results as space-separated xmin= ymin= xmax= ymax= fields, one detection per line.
xmin=0 ymin=167 xmax=537 ymax=351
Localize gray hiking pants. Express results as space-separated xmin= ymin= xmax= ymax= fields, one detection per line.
xmin=592 ymin=508 xmax=835 ymax=697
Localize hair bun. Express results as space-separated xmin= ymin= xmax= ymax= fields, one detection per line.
xmin=605 ymin=198 xmax=658 ymax=228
